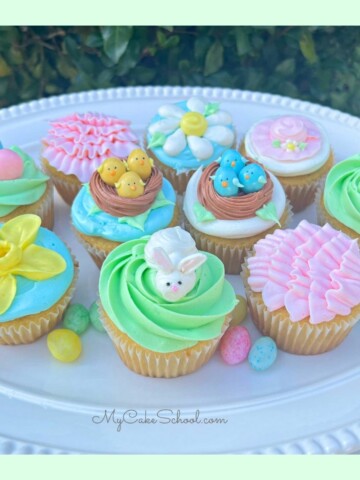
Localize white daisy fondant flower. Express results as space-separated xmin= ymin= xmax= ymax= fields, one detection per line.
xmin=148 ymin=97 xmax=235 ymax=161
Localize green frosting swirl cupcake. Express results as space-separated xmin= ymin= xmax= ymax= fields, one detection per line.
xmin=324 ymin=155 xmax=360 ymax=234
xmin=99 ymin=237 xmax=237 ymax=353
xmin=0 ymin=146 xmax=49 ymax=217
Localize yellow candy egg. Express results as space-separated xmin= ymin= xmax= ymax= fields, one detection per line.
xmin=180 ymin=112 xmax=208 ymax=137
xmin=47 ymin=329 xmax=82 ymax=363
xmin=98 ymin=157 xmax=126 ymax=186
xmin=229 ymin=295 xmax=248 ymax=327
xmin=115 ymin=171 xmax=145 ymax=198
xmin=127 ymin=149 xmax=154 ymax=181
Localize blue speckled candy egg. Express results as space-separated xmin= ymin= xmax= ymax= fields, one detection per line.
xmin=248 ymin=336 xmax=277 ymax=371
xmin=219 ymin=149 xmax=247 ymax=174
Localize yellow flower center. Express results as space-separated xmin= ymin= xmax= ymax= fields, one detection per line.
xmin=0 ymin=240 xmax=22 ymax=274
xmin=180 ymin=112 xmax=208 ymax=137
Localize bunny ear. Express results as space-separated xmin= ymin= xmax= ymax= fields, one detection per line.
xmin=152 ymin=247 xmax=174 ymax=273
xmin=178 ymin=253 xmax=207 ymax=274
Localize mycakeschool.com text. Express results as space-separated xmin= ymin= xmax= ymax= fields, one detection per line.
xmin=91 ymin=409 xmax=228 ymax=432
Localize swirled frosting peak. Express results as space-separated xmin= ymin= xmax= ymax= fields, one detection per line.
xmin=324 ymin=155 xmax=360 ymax=234
xmin=42 ymin=112 xmax=139 ymax=183
xmin=248 ymin=220 xmax=360 ymax=324
xmin=0 ymin=147 xmax=49 ymax=217
xmin=99 ymin=237 xmax=237 ymax=353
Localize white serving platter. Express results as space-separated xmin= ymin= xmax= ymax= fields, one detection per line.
xmin=1 ymin=86 xmax=360 ymax=454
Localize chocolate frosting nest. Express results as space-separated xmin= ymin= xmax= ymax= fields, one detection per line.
xmin=197 ymin=161 xmax=273 ymax=220
xmin=89 ymin=166 xmax=163 ymax=217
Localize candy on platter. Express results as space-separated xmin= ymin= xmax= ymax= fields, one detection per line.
xmin=47 ymin=329 xmax=82 ymax=363
xmin=63 ymin=304 xmax=90 ymax=335
xmin=220 ymin=326 xmax=251 ymax=365
xmin=248 ymin=337 xmax=278 ymax=371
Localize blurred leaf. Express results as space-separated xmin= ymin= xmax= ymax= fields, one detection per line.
xmin=204 ymin=40 xmax=223 ymax=76
xmin=275 ymin=58 xmax=295 ymax=76
xmin=101 ymin=26 xmax=133 ymax=63
xmin=299 ymin=32 xmax=318 ymax=64
xmin=84 ymin=32 xmax=103 ymax=48
xmin=235 ymin=28 xmax=251 ymax=56
xmin=0 ymin=57 xmax=11 ymax=77
xmin=57 ymin=56 xmax=78 ymax=79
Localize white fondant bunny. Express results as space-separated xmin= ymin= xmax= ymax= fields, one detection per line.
xmin=144 ymin=227 xmax=207 ymax=302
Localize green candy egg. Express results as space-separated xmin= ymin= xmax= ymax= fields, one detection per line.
xmin=89 ymin=301 xmax=106 ymax=333
xmin=63 ymin=303 xmax=90 ymax=335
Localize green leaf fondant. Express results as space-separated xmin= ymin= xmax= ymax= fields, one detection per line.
xmin=255 ymin=201 xmax=281 ymax=226
xmin=204 ymin=102 xmax=219 ymax=116
xmin=298 ymin=142 xmax=307 ymax=151
xmin=272 ymin=139 xmax=281 ymax=148
xmin=88 ymin=204 xmax=102 ymax=216
xmin=193 ymin=201 xmax=216 ymax=222
xmin=148 ymin=132 xmax=167 ymax=149
xmin=117 ymin=191 xmax=174 ymax=231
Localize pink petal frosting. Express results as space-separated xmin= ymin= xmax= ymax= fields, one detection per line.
xmin=250 ymin=115 xmax=323 ymax=162
xmin=42 ymin=112 xmax=139 ymax=183
xmin=248 ymin=220 xmax=360 ymax=324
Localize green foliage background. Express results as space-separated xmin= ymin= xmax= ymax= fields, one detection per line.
xmin=0 ymin=26 xmax=359 ymax=115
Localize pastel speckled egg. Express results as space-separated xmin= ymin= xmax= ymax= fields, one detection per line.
xmin=0 ymin=149 xmax=24 ymax=180
xmin=248 ymin=337 xmax=277 ymax=371
xmin=89 ymin=301 xmax=106 ymax=333
xmin=63 ymin=303 xmax=90 ymax=335
xmin=220 ymin=326 xmax=251 ymax=365
xmin=47 ymin=329 xmax=82 ymax=363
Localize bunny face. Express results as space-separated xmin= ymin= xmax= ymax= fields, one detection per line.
xmin=155 ymin=269 xmax=196 ymax=302
xmin=148 ymin=246 xmax=207 ymax=302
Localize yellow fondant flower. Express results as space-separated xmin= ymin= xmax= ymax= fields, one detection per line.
xmin=0 ymin=214 xmax=66 ymax=315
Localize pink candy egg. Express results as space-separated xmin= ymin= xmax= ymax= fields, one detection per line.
xmin=220 ymin=326 xmax=251 ymax=365
xmin=0 ymin=149 xmax=24 ymax=180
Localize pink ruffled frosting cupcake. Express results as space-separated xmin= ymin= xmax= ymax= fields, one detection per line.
xmin=42 ymin=112 xmax=139 ymax=183
xmin=243 ymin=220 xmax=360 ymax=354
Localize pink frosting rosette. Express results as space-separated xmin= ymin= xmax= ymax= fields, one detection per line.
xmin=247 ymin=220 xmax=360 ymax=324
xmin=250 ymin=115 xmax=323 ymax=162
xmin=42 ymin=112 xmax=139 ymax=183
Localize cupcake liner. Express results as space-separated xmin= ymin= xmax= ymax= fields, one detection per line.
xmin=73 ymin=205 xmax=181 ymax=268
xmin=315 ymin=184 xmax=358 ymax=240
xmin=184 ymin=200 xmax=293 ymax=275
xmin=241 ymin=258 xmax=360 ymax=355
xmin=239 ymin=143 xmax=334 ymax=213
xmin=99 ymin=304 xmax=231 ymax=378
xmin=0 ymin=182 xmax=54 ymax=230
xmin=0 ymin=256 xmax=79 ymax=345
xmin=41 ymin=156 xmax=82 ymax=205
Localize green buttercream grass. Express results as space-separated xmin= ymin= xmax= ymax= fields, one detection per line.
xmin=323 ymin=155 xmax=360 ymax=234
xmin=99 ymin=237 xmax=237 ymax=353
xmin=0 ymin=146 xmax=49 ymax=217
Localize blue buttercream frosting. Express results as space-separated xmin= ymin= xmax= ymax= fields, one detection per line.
xmin=71 ymin=178 xmax=176 ymax=242
xmin=146 ymin=100 xmax=235 ymax=173
xmin=0 ymin=227 xmax=74 ymax=323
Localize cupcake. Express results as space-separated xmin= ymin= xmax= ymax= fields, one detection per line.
xmin=71 ymin=149 xmax=179 ymax=268
xmin=41 ymin=112 xmax=139 ymax=205
xmin=316 ymin=154 xmax=360 ymax=239
xmin=145 ymin=97 xmax=236 ymax=194
xmin=242 ymin=220 xmax=360 ymax=355
xmin=240 ymin=115 xmax=334 ymax=212
xmin=0 ymin=145 xmax=54 ymax=229
xmin=183 ymin=149 xmax=292 ymax=274
xmin=98 ymin=226 xmax=237 ymax=378
xmin=0 ymin=214 xmax=78 ymax=345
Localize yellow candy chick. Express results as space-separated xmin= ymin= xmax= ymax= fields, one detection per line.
xmin=126 ymin=149 xmax=154 ymax=181
xmin=115 ymin=171 xmax=146 ymax=198
xmin=97 ymin=157 xmax=126 ymax=186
